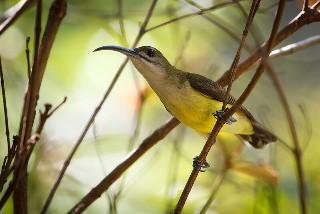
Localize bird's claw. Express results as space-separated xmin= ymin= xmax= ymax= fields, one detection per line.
xmin=213 ymin=108 xmax=237 ymax=125
xmin=193 ymin=156 xmax=210 ymax=172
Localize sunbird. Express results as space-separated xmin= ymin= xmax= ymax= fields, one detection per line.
xmin=94 ymin=46 xmax=276 ymax=149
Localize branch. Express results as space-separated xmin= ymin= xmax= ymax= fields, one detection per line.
xmin=41 ymin=1 xmax=158 ymax=212
xmin=68 ymin=118 xmax=180 ymax=213
xmin=0 ymin=57 xmax=10 ymax=152
xmin=312 ymin=0 xmax=320 ymax=9
xmin=303 ymin=0 xmax=309 ymax=11
xmin=0 ymin=0 xmax=35 ymax=35
xmin=145 ymin=0 xmax=243 ymax=32
xmin=174 ymin=0 xmax=285 ymax=212
xmin=270 ymin=34 xmax=320 ymax=58
xmin=265 ymin=64 xmax=307 ymax=214
xmin=13 ymin=0 xmax=66 ymax=212
xmin=222 ymin=0 xmax=261 ymax=110
xmin=0 ymin=98 xmax=66 ymax=209
xmin=199 ymin=171 xmax=227 ymax=213
xmin=174 ymin=0 xmax=262 ymax=211
xmin=183 ymin=0 xmax=253 ymax=52
xmin=217 ymin=7 xmax=320 ymax=87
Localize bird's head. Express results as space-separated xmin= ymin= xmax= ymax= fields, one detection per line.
xmin=94 ymin=45 xmax=172 ymax=80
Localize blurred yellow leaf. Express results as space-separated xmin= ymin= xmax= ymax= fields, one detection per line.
xmin=231 ymin=162 xmax=278 ymax=185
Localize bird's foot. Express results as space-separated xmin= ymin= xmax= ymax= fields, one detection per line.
xmin=213 ymin=108 xmax=237 ymax=125
xmin=193 ymin=156 xmax=210 ymax=172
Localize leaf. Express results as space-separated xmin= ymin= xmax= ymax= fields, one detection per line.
xmin=231 ymin=162 xmax=278 ymax=185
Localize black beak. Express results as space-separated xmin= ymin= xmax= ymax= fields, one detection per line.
xmin=93 ymin=45 xmax=137 ymax=57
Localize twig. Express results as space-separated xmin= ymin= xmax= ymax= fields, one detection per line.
xmin=312 ymin=0 xmax=320 ymax=9
xmin=217 ymin=7 xmax=320 ymax=87
xmin=0 ymin=98 xmax=66 ymax=209
xmin=41 ymin=1 xmax=158 ymax=212
xmin=68 ymin=118 xmax=180 ymax=213
xmin=0 ymin=57 xmax=10 ymax=152
xmin=164 ymin=127 xmax=186 ymax=213
xmin=299 ymin=105 xmax=312 ymax=153
xmin=173 ymin=0 xmax=285 ymax=212
xmin=117 ymin=0 xmax=128 ymax=46
xmin=183 ymin=0 xmax=252 ymax=52
xmin=270 ymin=34 xmax=320 ymax=58
xmin=145 ymin=0 xmax=243 ymax=32
xmin=303 ymin=0 xmax=309 ymax=11
xmin=222 ymin=0 xmax=261 ymax=110
xmin=0 ymin=0 xmax=35 ymax=35
xmin=21 ymin=0 xmax=42 ymax=146
xmin=25 ymin=37 xmax=31 ymax=78
xmin=265 ymin=64 xmax=307 ymax=214
xmin=199 ymin=171 xmax=227 ymax=213
xmin=41 ymin=57 xmax=127 ymax=214
xmin=13 ymin=0 xmax=66 ymax=212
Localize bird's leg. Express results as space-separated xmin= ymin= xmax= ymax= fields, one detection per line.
xmin=213 ymin=108 xmax=237 ymax=125
xmin=193 ymin=156 xmax=210 ymax=172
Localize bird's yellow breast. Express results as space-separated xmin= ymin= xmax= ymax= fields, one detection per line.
xmin=158 ymin=84 xmax=254 ymax=135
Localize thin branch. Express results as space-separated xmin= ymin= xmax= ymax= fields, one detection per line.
xmin=0 ymin=57 xmax=10 ymax=152
xmin=174 ymin=0 xmax=285 ymax=212
xmin=13 ymin=0 xmax=66 ymax=212
xmin=117 ymin=0 xmax=128 ymax=46
xmin=199 ymin=171 xmax=227 ymax=213
xmin=0 ymin=98 xmax=66 ymax=209
xmin=164 ymin=127 xmax=185 ymax=213
xmin=270 ymin=34 xmax=320 ymax=58
xmin=68 ymin=118 xmax=180 ymax=213
xmin=222 ymin=0 xmax=261 ymax=110
xmin=146 ymin=0 xmax=243 ymax=33
xmin=47 ymin=96 xmax=67 ymax=117
xmin=25 ymin=37 xmax=31 ymax=78
xmin=41 ymin=1 xmax=158 ymax=212
xmin=0 ymin=0 xmax=35 ymax=35
xmin=0 ymin=135 xmax=19 ymax=198
xmin=183 ymin=0 xmax=252 ymax=52
xmin=312 ymin=0 xmax=320 ymax=9
xmin=217 ymin=7 xmax=320 ymax=87
xmin=299 ymin=105 xmax=312 ymax=153
xmin=303 ymin=0 xmax=309 ymax=11
xmin=265 ymin=63 xmax=307 ymax=214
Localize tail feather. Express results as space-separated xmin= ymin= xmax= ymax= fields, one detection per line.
xmin=240 ymin=122 xmax=277 ymax=149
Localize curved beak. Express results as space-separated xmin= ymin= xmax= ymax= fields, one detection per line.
xmin=93 ymin=45 xmax=137 ymax=57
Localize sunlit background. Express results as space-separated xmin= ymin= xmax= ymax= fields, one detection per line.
xmin=0 ymin=0 xmax=320 ymax=213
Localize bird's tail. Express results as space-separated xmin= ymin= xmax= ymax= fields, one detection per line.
xmin=240 ymin=122 xmax=277 ymax=149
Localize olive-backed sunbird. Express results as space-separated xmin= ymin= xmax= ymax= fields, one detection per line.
xmin=94 ymin=45 xmax=277 ymax=148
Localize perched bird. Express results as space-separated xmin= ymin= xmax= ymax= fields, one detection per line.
xmin=94 ymin=45 xmax=276 ymax=149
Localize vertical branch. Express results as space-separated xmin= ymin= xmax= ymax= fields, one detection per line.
xmin=222 ymin=0 xmax=261 ymax=110
xmin=13 ymin=0 xmax=66 ymax=212
xmin=183 ymin=0 xmax=253 ymax=52
xmin=25 ymin=37 xmax=31 ymax=78
xmin=41 ymin=1 xmax=158 ymax=213
xmin=265 ymin=65 xmax=307 ymax=214
xmin=0 ymin=57 xmax=10 ymax=152
xmin=117 ymin=0 xmax=128 ymax=46
xmin=303 ymin=0 xmax=310 ymax=11
xmin=0 ymin=0 xmax=35 ymax=35
xmin=173 ymin=0 xmax=262 ymax=212
xmin=217 ymin=8 xmax=320 ymax=87
xmin=199 ymin=172 xmax=227 ymax=213
xmin=174 ymin=0 xmax=285 ymax=212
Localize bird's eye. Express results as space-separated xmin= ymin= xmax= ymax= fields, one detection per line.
xmin=146 ymin=48 xmax=155 ymax=58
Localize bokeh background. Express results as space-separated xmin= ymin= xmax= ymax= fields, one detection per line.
xmin=0 ymin=0 xmax=320 ymax=213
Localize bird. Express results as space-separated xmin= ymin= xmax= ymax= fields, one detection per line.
xmin=94 ymin=45 xmax=277 ymax=149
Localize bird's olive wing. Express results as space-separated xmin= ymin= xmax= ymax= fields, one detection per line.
xmin=185 ymin=72 xmax=255 ymax=121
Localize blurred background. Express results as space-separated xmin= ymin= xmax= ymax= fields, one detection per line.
xmin=0 ymin=0 xmax=320 ymax=213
